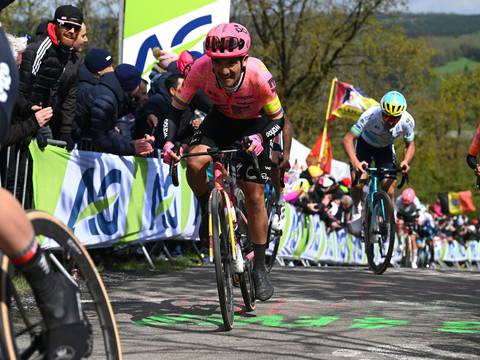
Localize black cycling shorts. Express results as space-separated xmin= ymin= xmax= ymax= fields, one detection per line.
xmin=0 ymin=26 xmax=19 ymax=147
xmin=189 ymin=108 xmax=273 ymax=184
xmin=355 ymin=136 xmax=397 ymax=179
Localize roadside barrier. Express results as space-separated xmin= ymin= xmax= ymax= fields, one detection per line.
xmin=2 ymin=140 xmax=479 ymax=268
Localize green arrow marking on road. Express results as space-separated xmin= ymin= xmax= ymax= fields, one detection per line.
xmin=351 ymin=317 xmax=409 ymax=329
xmin=135 ymin=314 xmax=340 ymax=328
xmin=288 ymin=316 xmax=340 ymax=328
xmin=438 ymin=321 xmax=480 ymax=334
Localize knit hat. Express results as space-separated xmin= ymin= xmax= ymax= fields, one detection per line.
xmin=152 ymin=48 xmax=178 ymax=69
xmin=114 ymin=64 xmax=142 ymax=92
xmin=85 ymin=48 xmax=113 ymax=73
xmin=54 ymin=5 xmax=83 ymax=27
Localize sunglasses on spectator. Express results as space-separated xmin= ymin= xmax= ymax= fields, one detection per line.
xmin=205 ymin=36 xmax=245 ymax=53
xmin=58 ymin=21 xmax=81 ymax=32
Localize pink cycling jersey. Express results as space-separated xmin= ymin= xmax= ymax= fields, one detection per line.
xmin=172 ymin=56 xmax=284 ymax=120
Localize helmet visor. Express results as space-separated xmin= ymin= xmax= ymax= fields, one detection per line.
xmin=205 ymin=36 xmax=245 ymax=53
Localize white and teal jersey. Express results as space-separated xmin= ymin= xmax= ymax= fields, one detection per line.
xmin=350 ymin=106 xmax=415 ymax=148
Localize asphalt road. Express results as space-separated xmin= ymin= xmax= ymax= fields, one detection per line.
xmin=103 ymin=265 xmax=480 ymax=360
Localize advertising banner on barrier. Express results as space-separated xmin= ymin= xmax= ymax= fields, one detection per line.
xmin=30 ymin=142 xmax=480 ymax=262
xmin=30 ymin=142 xmax=199 ymax=248
xmin=122 ymin=0 xmax=230 ymax=76
xmin=271 ymin=202 xmax=366 ymax=265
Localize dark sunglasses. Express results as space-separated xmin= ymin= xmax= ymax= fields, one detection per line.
xmin=382 ymin=112 xmax=401 ymax=124
xmin=205 ymin=36 xmax=245 ymax=53
xmin=58 ymin=21 xmax=81 ymax=32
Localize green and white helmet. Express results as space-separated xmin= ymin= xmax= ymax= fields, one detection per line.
xmin=380 ymin=91 xmax=407 ymax=117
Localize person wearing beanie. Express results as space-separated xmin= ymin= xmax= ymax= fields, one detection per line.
xmin=88 ymin=63 xmax=153 ymax=156
xmin=73 ymin=48 xmax=114 ymax=141
xmin=114 ymin=63 xmax=142 ymax=93
xmin=16 ymin=4 xmax=84 ymax=150
xmin=84 ymin=48 xmax=114 ymax=76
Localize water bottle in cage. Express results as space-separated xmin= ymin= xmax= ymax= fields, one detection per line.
xmin=233 ymin=242 xmax=244 ymax=273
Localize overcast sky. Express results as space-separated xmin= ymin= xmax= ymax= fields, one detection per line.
xmin=406 ymin=0 xmax=480 ymax=14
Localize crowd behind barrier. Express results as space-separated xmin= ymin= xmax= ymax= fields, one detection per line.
xmin=1 ymin=142 xmax=479 ymax=269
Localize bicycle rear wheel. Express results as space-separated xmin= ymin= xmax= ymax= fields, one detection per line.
xmin=365 ymin=191 xmax=395 ymax=274
xmin=210 ymin=189 xmax=235 ymax=330
xmin=0 ymin=210 xmax=122 ymax=359
xmin=265 ymin=223 xmax=282 ymax=273
xmin=264 ymin=187 xmax=281 ymax=273
xmin=235 ymin=189 xmax=255 ymax=312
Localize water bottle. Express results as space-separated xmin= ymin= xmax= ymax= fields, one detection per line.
xmin=233 ymin=242 xmax=244 ymax=273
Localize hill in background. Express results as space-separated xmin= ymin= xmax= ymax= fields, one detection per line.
xmin=381 ymin=13 xmax=480 ymax=73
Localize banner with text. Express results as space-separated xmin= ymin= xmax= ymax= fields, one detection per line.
xmin=30 ymin=142 xmax=480 ymax=262
xmin=30 ymin=142 xmax=199 ymax=248
xmin=122 ymin=0 xmax=230 ymax=76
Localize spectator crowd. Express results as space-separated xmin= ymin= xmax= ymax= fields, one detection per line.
xmin=283 ymin=160 xmax=480 ymax=268
xmin=2 ymin=4 xmax=210 ymax=157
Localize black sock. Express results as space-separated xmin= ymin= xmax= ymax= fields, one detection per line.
xmin=14 ymin=240 xmax=57 ymax=304
xmin=253 ymin=243 xmax=266 ymax=271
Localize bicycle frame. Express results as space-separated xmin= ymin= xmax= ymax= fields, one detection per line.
xmin=208 ymin=155 xmax=240 ymax=264
xmin=365 ymin=168 xmax=387 ymax=236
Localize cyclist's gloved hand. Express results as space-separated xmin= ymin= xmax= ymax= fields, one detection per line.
xmin=162 ymin=141 xmax=182 ymax=164
xmin=162 ymin=141 xmax=175 ymax=164
xmin=247 ymin=134 xmax=264 ymax=156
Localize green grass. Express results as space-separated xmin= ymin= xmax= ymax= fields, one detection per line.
xmin=105 ymin=253 xmax=202 ymax=272
xmin=435 ymin=57 xmax=480 ymax=74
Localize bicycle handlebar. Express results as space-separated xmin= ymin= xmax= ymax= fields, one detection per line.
xmin=351 ymin=166 xmax=409 ymax=189
xmin=165 ymin=138 xmax=262 ymax=187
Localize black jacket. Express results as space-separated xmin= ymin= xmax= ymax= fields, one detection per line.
xmin=17 ymin=22 xmax=79 ymax=138
xmin=73 ymin=64 xmax=98 ymax=140
xmin=89 ymin=72 xmax=134 ymax=155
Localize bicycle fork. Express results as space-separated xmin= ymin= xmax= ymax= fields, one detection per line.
xmin=208 ymin=191 xmax=244 ymax=273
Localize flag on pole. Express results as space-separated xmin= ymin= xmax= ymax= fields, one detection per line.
xmin=306 ymin=131 xmax=332 ymax=173
xmin=438 ymin=191 xmax=476 ymax=215
xmin=329 ymin=81 xmax=378 ymax=121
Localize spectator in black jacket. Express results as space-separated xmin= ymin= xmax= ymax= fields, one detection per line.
xmin=17 ymin=5 xmax=83 ymax=150
xmin=73 ymin=48 xmax=113 ymax=141
xmin=3 ymin=33 xmax=53 ymax=146
xmin=89 ymin=63 xmax=153 ymax=156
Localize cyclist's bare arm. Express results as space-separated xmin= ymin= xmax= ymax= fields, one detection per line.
xmin=467 ymin=125 xmax=480 ymax=175
xmin=280 ymin=115 xmax=293 ymax=168
xmin=400 ymin=140 xmax=415 ymax=172
xmin=343 ymin=132 xmax=367 ymax=173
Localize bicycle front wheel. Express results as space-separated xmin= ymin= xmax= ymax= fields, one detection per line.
xmin=365 ymin=191 xmax=395 ymax=274
xmin=235 ymin=188 xmax=255 ymax=312
xmin=210 ymin=189 xmax=235 ymax=330
xmin=0 ymin=210 xmax=122 ymax=359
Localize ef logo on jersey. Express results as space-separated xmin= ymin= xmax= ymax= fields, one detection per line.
xmin=0 ymin=62 xmax=12 ymax=103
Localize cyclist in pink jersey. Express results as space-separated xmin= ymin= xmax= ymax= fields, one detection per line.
xmin=161 ymin=23 xmax=286 ymax=301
